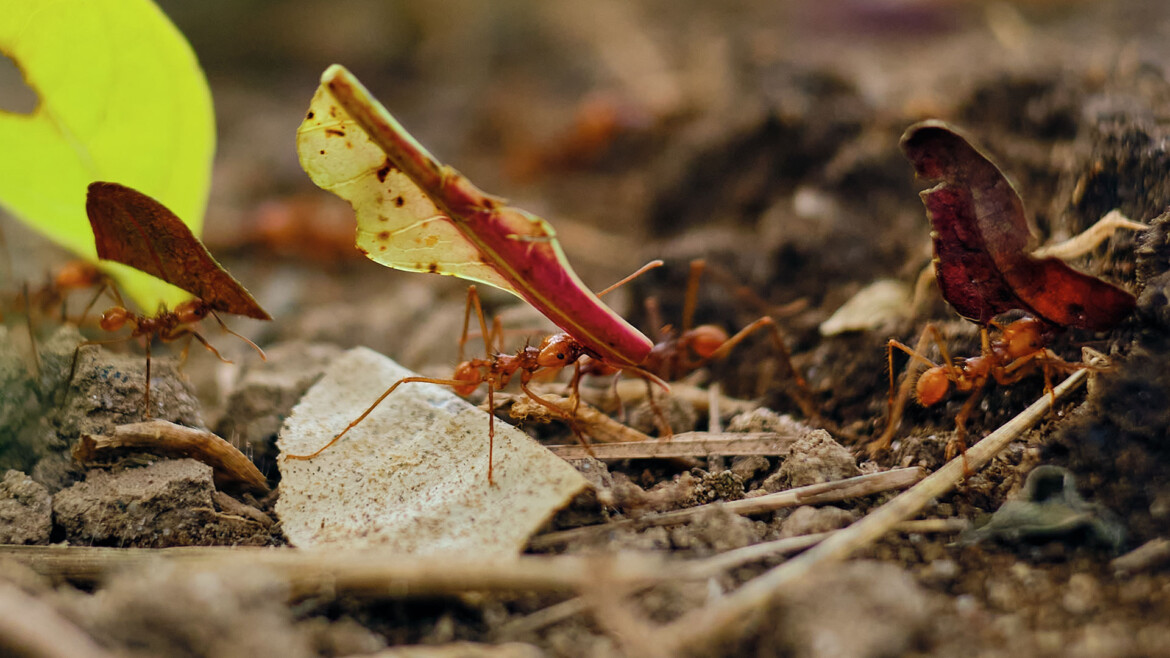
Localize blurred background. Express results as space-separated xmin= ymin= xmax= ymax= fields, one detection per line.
xmin=4 ymin=0 xmax=1170 ymax=415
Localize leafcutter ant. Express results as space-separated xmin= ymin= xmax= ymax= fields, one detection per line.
xmin=70 ymin=182 xmax=271 ymax=415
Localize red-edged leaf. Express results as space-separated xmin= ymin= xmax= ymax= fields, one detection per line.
xmin=86 ymin=182 xmax=271 ymax=320
xmin=296 ymin=64 xmax=651 ymax=367
xmin=900 ymin=120 xmax=1134 ymax=331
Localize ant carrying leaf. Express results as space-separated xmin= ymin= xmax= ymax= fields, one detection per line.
xmin=71 ymin=182 xmax=271 ymax=415
xmin=285 ymin=284 xmax=608 ymax=483
xmin=291 ymin=67 xmax=823 ymax=476
xmin=871 ymin=121 xmax=1141 ymax=458
xmin=296 ymin=64 xmax=652 ymax=369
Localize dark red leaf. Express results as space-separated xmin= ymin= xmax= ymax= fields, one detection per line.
xmin=900 ymin=120 xmax=1134 ymax=331
xmin=86 ymin=182 xmax=271 ymax=320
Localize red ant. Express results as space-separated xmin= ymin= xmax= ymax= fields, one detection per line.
xmin=72 ymin=181 xmax=272 ymax=417
xmin=870 ymin=315 xmax=1078 ymax=459
xmin=565 ymin=260 xmax=817 ymax=429
xmin=284 ymin=284 xmax=614 ymax=483
xmin=70 ymin=289 xmax=266 ymax=416
xmin=286 ymin=260 xmax=817 ymax=481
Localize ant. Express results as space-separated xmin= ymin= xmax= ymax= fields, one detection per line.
xmin=2 ymin=261 xmax=106 ymax=324
xmin=869 ymin=314 xmax=1078 ymax=460
xmin=74 ymin=181 xmax=272 ymax=417
xmin=284 ymin=283 xmax=619 ymax=483
xmin=70 ymin=288 xmax=266 ymax=416
xmin=565 ymin=260 xmax=818 ymax=430
xmin=286 ymin=260 xmax=818 ymax=481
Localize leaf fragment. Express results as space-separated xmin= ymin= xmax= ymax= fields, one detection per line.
xmin=85 ymin=182 xmax=269 ymax=319
xmin=296 ymin=65 xmax=652 ymax=367
xmin=901 ymin=121 xmax=1135 ymax=330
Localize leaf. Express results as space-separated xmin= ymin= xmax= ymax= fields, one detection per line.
xmin=900 ymin=120 xmax=1135 ymax=331
xmin=86 ymin=182 xmax=270 ymax=320
xmin=0 ymin=0 xmax=215 ymax=312
xmin=297 ymin=64 xmax=652 ymax=368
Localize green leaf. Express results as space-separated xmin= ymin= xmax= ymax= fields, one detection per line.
xmin=0 ymin=0 xmax=215 ymax=311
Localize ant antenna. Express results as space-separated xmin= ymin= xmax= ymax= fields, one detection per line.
xmin=209 ymin=310 xmax=267 ymax=361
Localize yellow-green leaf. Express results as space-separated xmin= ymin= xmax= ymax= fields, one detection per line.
xmin=0 ymin=0 xmax=215 ymax=311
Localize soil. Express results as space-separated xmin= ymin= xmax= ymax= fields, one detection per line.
xmin=3 ymin=1 xmax=1170 ymax=657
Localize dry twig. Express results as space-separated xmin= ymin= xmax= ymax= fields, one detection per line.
xmin=0 ymin=546 xmax=671 ymax=600
xmin=655 ymin=368 xmax=1089 ymax=654
xmin=74 ymin=419 xmax=269 ymax=493
xmin=545 ymin=431 xmax=800 ymax=460
xmin=529 ymin=467 xmax=923 ymax=550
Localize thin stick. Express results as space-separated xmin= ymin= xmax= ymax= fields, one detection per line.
xmin=0 ymin=546 xmax=671 ymax=600
xmin=502 ymin=392 xmax=655 ymax=445
xmin=497 ymin=518 xmax=967 ymax=638
xmin=544 ymin=431 xmax=800 ymax=460
xmin=656 ymin=368 xmax=1089 ymax=654
xmin=528 ymin=467 xmax=923 ymax=550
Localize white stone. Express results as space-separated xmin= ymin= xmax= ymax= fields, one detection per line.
xmin=276 ymin=347 xmax=587 ymax=554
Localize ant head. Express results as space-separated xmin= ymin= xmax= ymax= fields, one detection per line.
xmin=100 ymin=306 xmax=132 ymax=332
xmin=686 ymin=324 xmax=728 ymax=359
xmin=452 ymin=361 xmax=481 ymax=396
xmin=537 ymin=333 xmax=584 ymax=368
xmin=174 ymin=299 xmax=209 ymax=324
xmin=54 ymin=261 xmax=101 ymax=290
xmin=915 ymin=366 xmax=951 ymax=407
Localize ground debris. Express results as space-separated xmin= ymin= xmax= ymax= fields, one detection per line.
xmin=0 ymin=469 xmax=52 ymax=544
xmin=52 ymin=459 xmax=270 ymax=547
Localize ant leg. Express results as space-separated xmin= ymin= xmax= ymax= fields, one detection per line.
xmin=640 ymin=375 xmax=674 ymax=438
xmin=946 ymin=382 xmax=987 ymax=475
xmin=693 ymin=316 xmax=821 ymax=422
xmin=644 ymin=296 xmax=668 ymax=343
xmin=21 ymin=283 xmax=42 ymax=381
xmin=67 ymin=335 xmax=137 ymax=397
xmin=74 ymin=281 xmax=114 ymax=327
xmin=457 ymin=286 xmax=491 ymax=363
xmin=179 ymin=329 xmax=235 ymax=365
xmin=567 ymin=360 xmax=584 ymax=413
xmin=178 ymin=334 xmax=194 ymax=367
xmin=284 ymin=375 xmax=471 ymax=460
xmin=869 ymin=328 xmax=938 ymax=457
xmin=520 ymin=379 xmax=595 ymax=457
xmin=681 ymin=259 xmax=706 ymax=334
xmin=487 ymin=384 xmax=495 ymax=485
xmin=143 ymin=337 xmax=152 ymax=418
